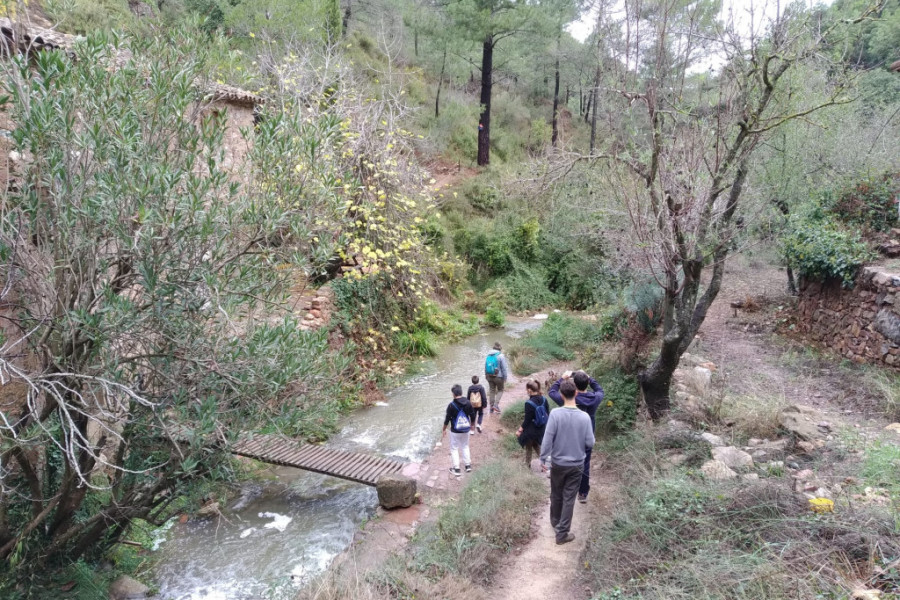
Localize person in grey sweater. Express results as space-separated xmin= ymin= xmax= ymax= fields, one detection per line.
xmin=539 ymin=379 xmax=595 ymax=545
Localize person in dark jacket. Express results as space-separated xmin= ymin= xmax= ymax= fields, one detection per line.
xmin=442 ymin=384 xmax=476 ymax=475
xmin=466 ymin=375 xmax=487 ymax=434
xmin=516 ymin=380 xmax=549 ymax=467
xmin=548 ymin=370 xmax=604 ymax=503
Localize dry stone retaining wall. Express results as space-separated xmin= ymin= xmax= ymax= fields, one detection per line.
xmin=796 ymin=266 xmax=900 ymax=367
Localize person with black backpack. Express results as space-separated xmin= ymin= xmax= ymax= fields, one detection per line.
xmin=466 ymin=375 xmax=487 ymax=434
xmin=442 ymin=384 xmax=476 ymax=476
xmin=516 ymin=380 xmax=550 ymax=468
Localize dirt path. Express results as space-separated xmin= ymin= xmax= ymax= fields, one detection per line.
xmin=491 ymin=463 xmax=617 ymax=600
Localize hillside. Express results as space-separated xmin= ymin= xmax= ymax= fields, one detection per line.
xmin=0 ymin=0 xmax=898 ymax=597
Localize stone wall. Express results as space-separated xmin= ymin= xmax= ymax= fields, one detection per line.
xmin=796 ymin=266 xmax=900 ymax=367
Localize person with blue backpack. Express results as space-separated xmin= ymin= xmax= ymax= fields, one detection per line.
xmin=516 ymin=380 xmax=550 ymax=468
xmin=442 ymin=384 xmax=476 ymax=476
xmin=484 ymin=342 xmax=510 ymax=414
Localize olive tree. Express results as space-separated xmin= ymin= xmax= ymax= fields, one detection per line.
xmin=0 ymin=30 xmax=351 ymax=576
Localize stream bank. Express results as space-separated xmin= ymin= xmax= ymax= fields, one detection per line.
xmin=151 ymin=319 xmax=540 ymax=599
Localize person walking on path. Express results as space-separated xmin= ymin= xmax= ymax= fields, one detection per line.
xmin=442 ymin=384 xmax=476 ymax=476
xmin=516 ymin=380 xmax=550 ymax=468
xmin=540 ymin=379 xmax=594 ymax=545
xmin=484 ymin=342 xmax=510 ymax=414
xmin=466 ymin=376 xmax=487 ymax=434
xmin=548 ymin=370 xmax=603 ymax=504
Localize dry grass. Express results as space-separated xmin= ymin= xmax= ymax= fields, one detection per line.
xmin=720 ymin=391 xmax=789 ymax=440
xmin=871 ymin=370 xmax=900 ymax=422
xmin=585 ymin=429 xmax=900 ymax=600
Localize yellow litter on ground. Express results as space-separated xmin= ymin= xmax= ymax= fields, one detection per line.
xmin=809 ymin=497 xmax=834 ymax=513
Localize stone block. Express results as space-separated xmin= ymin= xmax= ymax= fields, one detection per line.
xmin=701 ymin=460 xmax=737 ymax=480
xmin=712 ymin=446 xmax=754 ymax=469
xmin=108 ymin=576 xmax=150 ymax=600
xmin=376 ymin=473 xmax=417 ymax=509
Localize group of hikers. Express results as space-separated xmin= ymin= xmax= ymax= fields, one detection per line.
xmin=440 ymin=341 xmax=604 ymax=546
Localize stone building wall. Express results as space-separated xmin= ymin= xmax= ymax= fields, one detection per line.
xmin=796 ymin=266 xmax=900 ymax=367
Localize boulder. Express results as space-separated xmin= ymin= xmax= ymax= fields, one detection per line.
xmin=701 ymin=460 xmax=737 ymax=480
xmin=885 ymin=423 xmax=900 ymax=433
xmin=108 ymin=575 xmax=150 ymax=600
xmin=196 ymin=501 xmax=220 ymax=518
xmin=711 ymin=446 xmax=754 ymax=470
xmin=376 ymin=473 xmax=417 ymax=509
xmin=700 ymin=432 xmax=725 ymax=447
xmin=779 ymin=405 xmax=827 ymax=441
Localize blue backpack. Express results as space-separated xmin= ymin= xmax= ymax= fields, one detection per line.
xmin=526 ymin=397 xmax=549 ymax=427
xmin=485 ymin=353 xmax=501 ymax=376
xmin=452 ymin=401 xmax=472 ymax=432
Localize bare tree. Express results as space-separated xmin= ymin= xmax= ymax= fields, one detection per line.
xmin=590 ymin=0 xmax=867 ymax=418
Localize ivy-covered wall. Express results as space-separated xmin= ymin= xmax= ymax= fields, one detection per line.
xmin=796 ymin=266 xmax=900 ymax=367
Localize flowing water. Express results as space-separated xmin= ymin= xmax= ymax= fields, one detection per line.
xmin=152 ymin=319 xmax=540 ymax=599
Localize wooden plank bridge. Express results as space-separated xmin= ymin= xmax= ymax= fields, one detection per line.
xmin=232 ymin=434 xmax=405 ymax=486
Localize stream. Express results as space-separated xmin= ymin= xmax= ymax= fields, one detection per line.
xmin=152 ymin=319 xmax=540 ymax=599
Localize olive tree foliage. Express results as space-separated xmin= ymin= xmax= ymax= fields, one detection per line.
xmin=579 ymin=0 xmax=870 ymax=418
xmin=0 ymin=30 xmax=354 ymax=576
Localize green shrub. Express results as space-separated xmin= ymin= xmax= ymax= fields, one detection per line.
xmin=497 ymin=261 xmax=559 ymax=311
xmin=595 ymin=368 xmax=639 ymax=435
xmin=484 ymin=302 xmax=506 ymax=327
xmin=527 ymin=118 xmax=551 ymax=153
xmin=624 ymin=280 xmax=664 ymax=333
xmin=508 ymin=313 xmax=600 ymax=375
xmin=395 ymin=329 xmax=438 ymax=357
xmin=822 ymin=173 xmax=900 ymax=232
xmin=780 ymin=217 xmax=874 ymax=287
xmin=458 ymin=177 xmax=501 ymax=214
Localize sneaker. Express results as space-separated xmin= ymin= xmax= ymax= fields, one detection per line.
xmin=578 ymin=494 xmax=588 ymax=504
xmin=476 ymin=424 xmax=482 ymax=433
xmin=556 ymin=533 xmax=575 ymax=545
xmin=469 ymin=430 xmax=475 ymax=435
xmin=449 ymin=467 xmax=461 ymax=476
xmin=465 ymin=464 xmax=472 ymax=473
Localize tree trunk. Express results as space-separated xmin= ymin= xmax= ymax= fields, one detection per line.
xmin=342 ymin=0 xmax=351 ymax=35
xmin=584 ymin=89 xmax=593 ymax=124
xmin=639 ymin=161 xmax=750 ymax=420
xmin=589 ymin=67 xmax=600 ymax=153
xmin=435 ymin=48 xmax=446 ymax=119
xmin=414 ymin=28 xmax=418 ymax=57
xmin=477 ymin=35 xmax=493 ymax=167
xmin=551 ymin=36 xmax=561 ymax=147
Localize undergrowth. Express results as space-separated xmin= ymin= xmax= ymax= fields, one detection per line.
xmin=507 ymin=313 xmax=600 ymax=375
xmin=585 ymin=429 xmax=900 ymax=600
xmin=298 ymin=456 xmax=545 ymax=600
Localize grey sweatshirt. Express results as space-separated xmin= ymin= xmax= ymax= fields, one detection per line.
xmin=539 ymin=406 xmax=595 ymax=468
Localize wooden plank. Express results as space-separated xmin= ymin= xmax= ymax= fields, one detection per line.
xmin=329 ymin=458 xmax=360 ymax=479
xmin=343 ymin=455 xmax=375 ymax=479
xmin=322 ymin=450 xmax=356 ymax=471
xmin=360 ymin=457 xmax=391 ymax=483
xmin=298 ymin=448 xmax=332 ymax=468
xmin=265 ymin=446 xmax=291 ymax=464
xmin=312 ymin=450 xmax=348 ymax=473
xmin=298 ymin=446 xmax=331 ymax=466
xmin=270 ymin=445 xmax=300 ymax=464
xmin=346 ymin=454 xmax=380 ymax=479
xmin=360 ymin=457 xmax=389 ymax=482
xmin=303 ymin=448 xmax=340 ymax=471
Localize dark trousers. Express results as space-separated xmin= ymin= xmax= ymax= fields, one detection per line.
xmin=473 ymin=406 xmax=484 ymax=425
xmin=580 ymin=447 xmax=592 ymax=497
xmin=549 ymin=464 xmax=582 ymax=541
